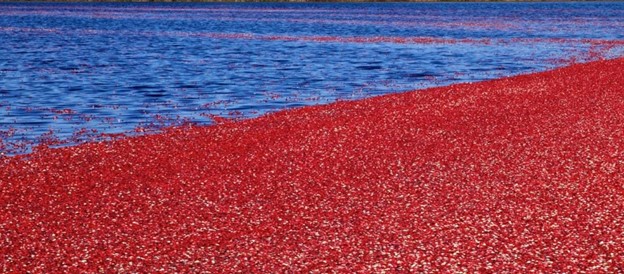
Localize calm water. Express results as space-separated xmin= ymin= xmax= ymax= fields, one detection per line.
xmin=1 ymin=2 xmax=623 ymax=153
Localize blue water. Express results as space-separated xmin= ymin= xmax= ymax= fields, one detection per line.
xmin=1 ymin=2 xmax=623 ymax=153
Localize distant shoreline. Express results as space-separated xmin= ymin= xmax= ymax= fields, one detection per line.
xmin=0 ymin=0 xmax=616 ymax=3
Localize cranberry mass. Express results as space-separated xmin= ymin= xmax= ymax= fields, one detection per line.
xmin=2 ymin=59 xmax=624 ymax=272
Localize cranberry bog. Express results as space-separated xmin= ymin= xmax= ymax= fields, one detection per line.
xmin=2 ymin=2 xmax=624 ymax=272
xmin=2 ymin=57 xmax=624 ymax=272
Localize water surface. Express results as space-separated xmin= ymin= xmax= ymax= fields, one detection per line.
xmin=1 ymin=2 xmax=623 ymax=153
